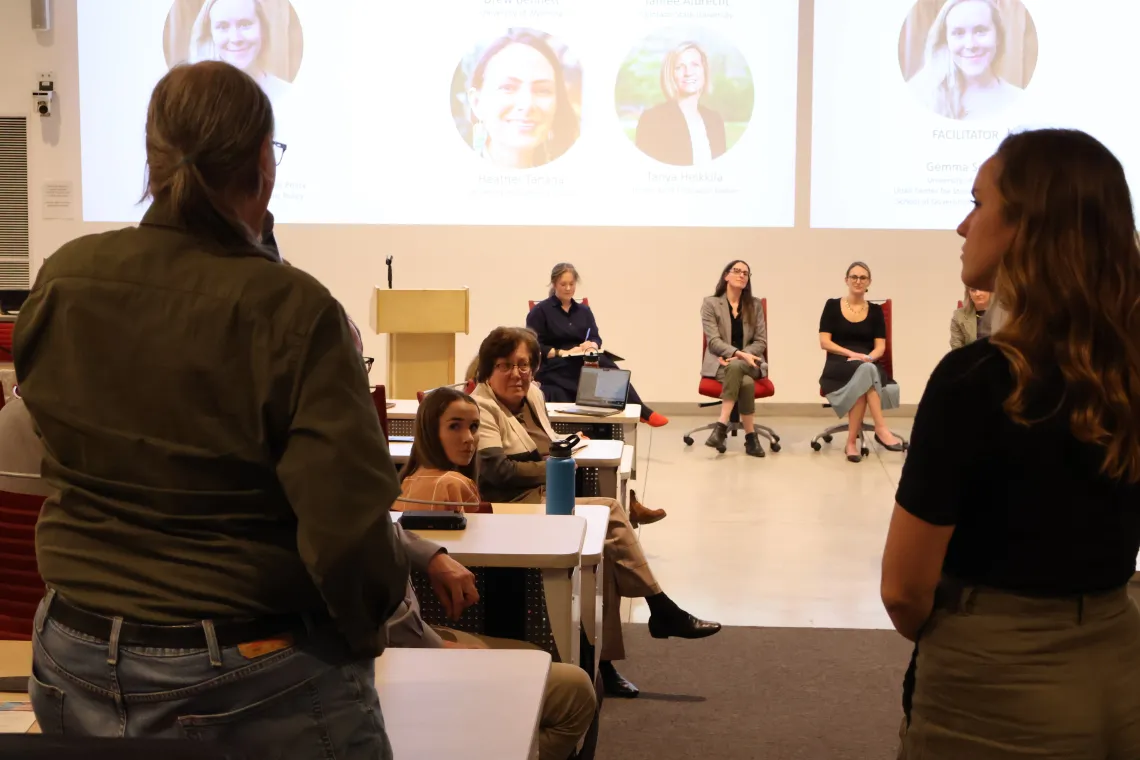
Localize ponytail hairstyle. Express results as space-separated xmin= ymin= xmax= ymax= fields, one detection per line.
xmin=548 ymin=262 xmax=580 ymax=297
xmin=142 ymin=61 xmax=274 ymax=248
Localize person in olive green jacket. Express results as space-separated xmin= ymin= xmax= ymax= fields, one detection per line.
xmin=14 ymin=61 xmax=407 ymax=759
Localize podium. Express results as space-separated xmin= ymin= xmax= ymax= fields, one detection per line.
xmin=372 ymin=288 xmax=469 ymax=398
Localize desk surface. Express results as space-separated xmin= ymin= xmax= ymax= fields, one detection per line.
xmin=377 ymin=648 xmax=549 ymax=760
xmin=489 ymin=504 xmax=607 ymax=566
xmin=387 ymin=398 xmax=640 ymax=425
xmin=401 ymin=513 xmax=586 ymax=569
xmin=389 ymin=438 xmax=622 ymax=467
xmin=0 ymin=642 xmax=548 ymax=758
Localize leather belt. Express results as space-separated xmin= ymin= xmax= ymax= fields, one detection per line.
xmin=46 ymin=596 xmax=327 ymax=649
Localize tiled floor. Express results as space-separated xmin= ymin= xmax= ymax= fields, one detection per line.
xmin=620 ymin=415 xmax=913 ymax=631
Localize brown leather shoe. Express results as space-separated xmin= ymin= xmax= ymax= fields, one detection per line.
xmin=628 ymin=489 xmax=666 ymax=527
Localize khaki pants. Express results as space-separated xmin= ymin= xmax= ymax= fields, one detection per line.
xmin=899 ymin=584 xmax=1140 ymax=759
xmin=436 ymin=628 xmax=596 ymax=760
xmin=717 ymin=359 xmax=756 ymax=415
xmin=516 ymin=490 xmax=661 ymax=661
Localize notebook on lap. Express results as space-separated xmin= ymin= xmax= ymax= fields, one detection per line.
xmin=560 ymin=366 xmax=631 ymax=418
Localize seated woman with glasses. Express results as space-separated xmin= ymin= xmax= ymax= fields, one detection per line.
xmin=471 ymin=326 xmax=721 ymax=698
xmin=527 ymin=262 xmax=668 ymax=427
xmin=701 ymin=260 xmax=768 ymax=457
xmin=818 ymin=261 xmax=904 ymax=463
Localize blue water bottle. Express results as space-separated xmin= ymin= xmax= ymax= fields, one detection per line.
xmin=546 ymin=434 xmax=579 ymax=516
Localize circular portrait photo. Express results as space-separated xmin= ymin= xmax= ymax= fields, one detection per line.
xmin=616 ymin=28 xmax=755 ymax=167
xmin=163 ymin=0 xmax=304 ymax=105
xmin=450 ymin=29 xmax=583 ymax=171
xmin=899 ymin=0 xmax=1038 ymax=121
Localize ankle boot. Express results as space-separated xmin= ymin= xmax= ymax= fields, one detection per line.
xmin=744 ymin=432 xmax=766 ymax=458
xmin=704 ymin=422 xmax=728 ymax=450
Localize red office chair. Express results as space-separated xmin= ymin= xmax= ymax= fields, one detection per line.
xmin=682 ymin=298 xmax=780 ymax=454
xmin=0 ymin=489 xmax=46 ymax=640
xmin=0 ymin=322 xmax=14 ymax=363
xmin=810 ymin=299 xmax=908 ymax=457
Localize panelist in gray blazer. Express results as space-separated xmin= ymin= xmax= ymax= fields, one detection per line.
xmin=700 ymin=260 xmax=768 ymax=458
xmin=949 ymin=287 xmax=992 ymax=350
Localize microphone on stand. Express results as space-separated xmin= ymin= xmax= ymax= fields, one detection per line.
xmin=386 ymin=256 xmax=394 ymax=289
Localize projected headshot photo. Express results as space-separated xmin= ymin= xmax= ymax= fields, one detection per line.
xmin=450 ymin=29 xmax=583 ymax=171
xmin=616 ymin=29 xmax=755 ymax=167
xmin=899 ymin=0 xmax=1038 ymax=121
xmin=163 ymin=0 xmax=304 ymax=105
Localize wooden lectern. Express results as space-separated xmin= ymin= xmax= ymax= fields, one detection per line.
xmin=372 ymin=288 xmax=469 ymax=398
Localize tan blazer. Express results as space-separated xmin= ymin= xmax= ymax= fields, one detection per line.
xmin=471 ymin=382 xmax=556 ymax=503
xmin=950 ymin=305 xmax=978 ymax=350
xmin=700 ymin=295 xmax=768 ymax=379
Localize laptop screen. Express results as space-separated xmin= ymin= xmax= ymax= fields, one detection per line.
xmin=576 ymin=367 xmax=630 ymax=409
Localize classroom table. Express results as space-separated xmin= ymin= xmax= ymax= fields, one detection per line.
xmin=388 ymin=439 xmax=625 ymax=502
xmin=376 ymin=648 xmax=550 ymax=760
xmin=0 ymin=642 xmax=550 ymax=760
xmin=386 ymin=398 xmax=641 ymax=478
xmin=489 ymin=504 xmax=608 ymax=673
xmin=403 ymin=513 xmax=587 ymax=665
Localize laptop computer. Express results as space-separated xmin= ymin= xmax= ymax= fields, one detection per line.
xmin=560 ymin=366 xmax=631 ymax=417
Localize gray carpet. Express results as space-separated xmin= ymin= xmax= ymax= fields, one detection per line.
xmin=595 ymin=624 xmax=913 ymax=760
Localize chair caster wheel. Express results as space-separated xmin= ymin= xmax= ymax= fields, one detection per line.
xmin=861 ymin=447 xmax=870 ymax=457
xmin=769 ymin=442 xmax=781 ymax=453
xmin=683 ymin=436 xmax=694 ymax=446
xmin=822 ymin=434 xmax=833 ymax=444
xmin=772 ymin=435 xmax=781 ymax=443
xmin=716 ymin=445 xmax=727 ymax=454
xmin=810 ymin=441 xmax=822 ymax=452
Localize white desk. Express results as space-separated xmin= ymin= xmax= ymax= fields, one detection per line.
xmin=402 ymin=513 xmax=586 ymax=665
xmin=387 ymin=398 xmax=640 ymax=478
xmin=491 ymin=504 xmax=607 ymax=668
xmin=0 ymin=642 xmax=550 ymax=759
xmin=376 ymin=648 xmax=549 ymax=760
xmin=388 ymin=438 xmax=623 ymax=501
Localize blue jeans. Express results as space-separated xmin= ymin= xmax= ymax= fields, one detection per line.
xmin=29 ymin=592 xmax=392 ymax=759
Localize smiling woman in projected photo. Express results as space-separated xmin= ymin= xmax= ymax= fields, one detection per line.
xmin=454 ymin=30 xmax=581 ymax=170
xmin=183 ymin=0 xmax=298 ymax=103
xmin=617 ymin=29 xmax=754 ymax=167
xmin=900 ymin=0 xmax=1038 ymax=121
xmin=635 ymin=41 xmax=726 ymax=166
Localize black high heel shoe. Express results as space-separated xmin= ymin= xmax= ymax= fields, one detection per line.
xmin=845 ymin=443 xmax=862 ymax=463
xmin=874 ymin=433 xmax=906 ymax=452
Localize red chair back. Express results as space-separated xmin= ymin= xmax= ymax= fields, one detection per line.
xmin=527 ymin=297 xmax=588 ymax=311
xmin=877 ymin=299 xmax=896 ymax=380
xmin=0 ymin=322 xmax=13 ymax=363
xmin=371 ymin=385 xmax=390 ymax=439
xmin=0 ymin=489 xmax=46 ymax=640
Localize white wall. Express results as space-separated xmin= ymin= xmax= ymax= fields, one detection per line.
xmin=1 ymin=0 xmax=965 ymax=405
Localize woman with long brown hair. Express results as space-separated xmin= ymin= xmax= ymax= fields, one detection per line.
xmin=881 ymin=128 xmax=1140 ymax=757
xmin=396 ymin=386 xmax=482 ymax=510
xmin=700 ymin=260 xmax=768 ymax=456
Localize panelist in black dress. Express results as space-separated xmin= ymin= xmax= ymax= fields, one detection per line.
xmin=526 ymin=263 xmax=668 ymax=427
xmin=818 ymin=261 xmax=904 ymax=462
